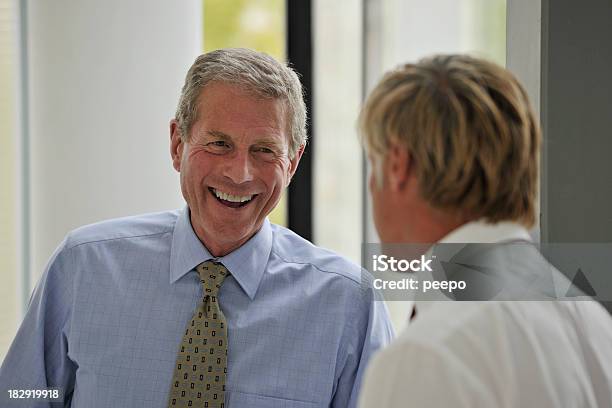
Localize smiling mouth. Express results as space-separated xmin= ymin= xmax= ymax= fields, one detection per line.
xmin=209 ymin=187 xmax=257 ymax=208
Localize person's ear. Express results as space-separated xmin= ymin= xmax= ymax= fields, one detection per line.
xmin=387 ymin=140 xmax=412 ymax=192
xmin=170 ymin=119 xmax=184 ymax=172
xmin=286 ymin=144 xmax=305 ymax=186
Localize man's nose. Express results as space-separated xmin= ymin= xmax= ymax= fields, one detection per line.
xmin=223 ymin=150 xmax=254 ymax=184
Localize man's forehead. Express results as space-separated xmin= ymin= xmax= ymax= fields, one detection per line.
xmin=197 ymin=81 xmax=282 ymax=107
xmin=192 ymin=83 xmax=291 ymax=145
xmin=197 ymin=92 xmax=286 ymax=123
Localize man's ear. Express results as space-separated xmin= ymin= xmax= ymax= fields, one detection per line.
xmin=286 ymin=144 xmax=305 ymax=186
xmin=387 ymin=140 xmax=412 ymax=192
xmin=170 ymin=119 xmax=184 ymax=172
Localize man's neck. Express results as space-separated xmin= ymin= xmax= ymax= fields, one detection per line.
xmin=404 ymin=207 xmax=470 ymax=244
xmin=191 ymin=223 xmax=257 ymax=258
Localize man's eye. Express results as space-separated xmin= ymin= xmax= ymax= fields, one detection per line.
xmin=205 ymin=141 xmax=231 ymax=151
xmin=204 ymin=141 xmax=231 ymax=154
xmin=257 ymin=147 xmax=274 ymax=154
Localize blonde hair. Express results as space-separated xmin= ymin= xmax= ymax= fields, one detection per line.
xmin=175 ymin=48 xmax=307 ymax=159
xmin=359 ymin=54 xmax=540 ymax=226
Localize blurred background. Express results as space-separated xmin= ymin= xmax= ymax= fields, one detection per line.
xmin=2 ymin=0 xmax=611 ymax=360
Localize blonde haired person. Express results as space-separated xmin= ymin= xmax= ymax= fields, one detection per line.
xmin=358 ymin=55 xmax=612 ymax=407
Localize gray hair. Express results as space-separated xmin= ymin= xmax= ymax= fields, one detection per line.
xmin=175 ymin=48 xmax=307 ymax=159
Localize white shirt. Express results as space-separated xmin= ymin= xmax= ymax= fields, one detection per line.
xmin=359 ymin=221 xmax=612 ymax=407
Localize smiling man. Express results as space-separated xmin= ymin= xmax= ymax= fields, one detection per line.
xmin=0 ymin=48 xmax=393 ymax=408
xmin=170 ymin=79 xmax=296 ymax=257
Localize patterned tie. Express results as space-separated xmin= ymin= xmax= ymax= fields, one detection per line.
xmin=168 ymin=261 xmax=229 ymax=408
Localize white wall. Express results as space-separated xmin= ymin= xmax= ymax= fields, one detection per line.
xmin=27 ymin=0 xmax=202 ymax=282
xmin=0 ymin=0 xmax=22 ymax=362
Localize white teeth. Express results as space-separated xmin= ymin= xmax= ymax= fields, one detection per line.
xmin=213 ymin=189 xmax=254 ymax=203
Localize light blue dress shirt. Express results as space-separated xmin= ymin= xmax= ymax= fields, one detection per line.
xmin=1 ymin=207 xmax=394 ymax=407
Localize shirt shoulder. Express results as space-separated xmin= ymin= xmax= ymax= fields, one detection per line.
xmin=398 ymin=301 xmax=574 ymax=351
xmin=368 ymin=301 xmax=612 ymax=407
xmin=269 ymin=223 xmax=365 ymax=287
xmin=405 ymin=301 xmax=612 ymax=348
xmin=360 ymin=328 xmax=492 ymax=408
xmin=361 ymin=303 xmax=535 ymax=407
xmin=64 ymin=209 xmax=180 ymax=250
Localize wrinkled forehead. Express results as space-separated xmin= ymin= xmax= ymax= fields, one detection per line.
xmin=198 ymin=80 xmax=289 ymax=110
xmin=195 ymin=81 xmax=291 ymax=136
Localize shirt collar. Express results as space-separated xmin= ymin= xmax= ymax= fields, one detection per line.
xmin=413 ymin=220 xmax=533 ymax=318
xmin=437 ymin=220 xmax=532 ymax=244
xmin=169 ymin=206 xmax=272 ymax=300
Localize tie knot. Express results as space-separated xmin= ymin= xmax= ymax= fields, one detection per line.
xmin=196 ymin=261 xmax=229 ymax=296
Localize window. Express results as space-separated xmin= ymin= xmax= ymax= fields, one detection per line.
xmin=317 ymin=0 xmax=507 ymax=332
xmin=313 ymin=0 xmax=363 ymax=263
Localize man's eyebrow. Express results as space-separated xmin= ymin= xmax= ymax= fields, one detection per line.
xmin=205 ymin=130 xmax=232 ymax=140
xmin=254 ymin=138 xmax=283 ymax=147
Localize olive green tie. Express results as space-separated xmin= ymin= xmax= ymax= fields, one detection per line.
xmin=168 ymin=261 xmax=229 ymax=408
